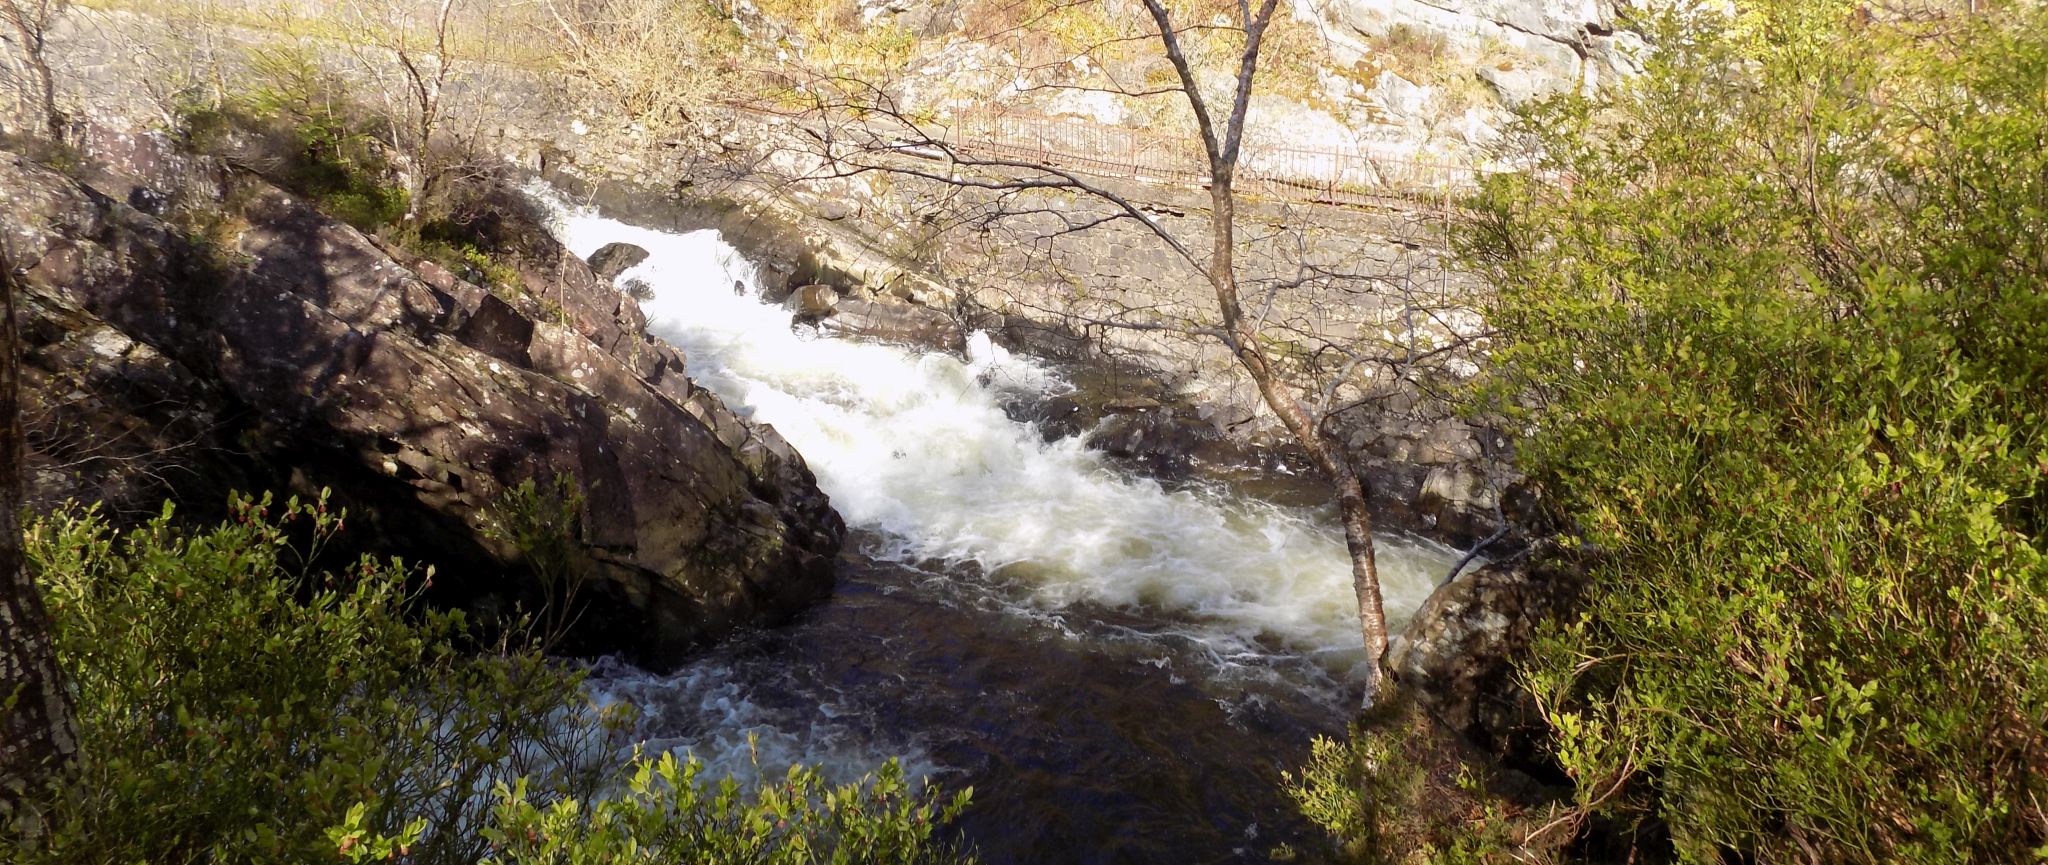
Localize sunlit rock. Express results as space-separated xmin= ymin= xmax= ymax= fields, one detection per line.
xmin=2 ymin=152 xmax=844 ymax=664
xmin=587 ymin=241 xmax=651 ymax=284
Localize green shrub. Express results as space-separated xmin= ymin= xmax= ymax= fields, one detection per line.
xmin=1288 ymin=729 xmax=1424 ymax=862
xmin=394 ymin=225 xmax=529 ymax=296
xmin=174 ymin=44 xmax=534 ymax=289
xmin=469 ymin=751 xmax=971 ymax=865
xmin=483 ymin=476 xmax=590 ymax=650
xmin=1459 ymin=0 xmax=2048 ymax=861
xmin=11 ymin=494 xmax=973 ymax=865
xmin=1284 ymin=698 xmax=1543 ymax=865
xmin=17 ymin=493 xmax=607 ymax=864
xmin=177 ymin=44 xmax=410 ymax=231
xmin=176 ymin=56 xmax=533 ymax=307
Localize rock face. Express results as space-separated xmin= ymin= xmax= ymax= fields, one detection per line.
xmin=586 ymin=241 xmax=650 ymax=283
xmin=789 ymin=284 xmax=839 ymax=319
xmin=1 ymin=152 xmax=845 ymax=664
xmin=1294 ymin=0 xmax=1648 ymax=101
xmin=17 ymin=265 xmax=249 ymax=519
xmin=1384 ymin=543 xmax=1584 ymax=769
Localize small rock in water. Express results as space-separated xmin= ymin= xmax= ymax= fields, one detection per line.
xmin=1084 ymin=409 xmax=1214 ymax=477
xmin=1026 ymin=395 xmax=1090 ymax=441
xmin=587 ymin=241 xmax=651 ymax=283
xmin=790 ymin=284 xmax=839 ymax=318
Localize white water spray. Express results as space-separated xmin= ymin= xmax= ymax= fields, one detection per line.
xmin=536 ymin=192 xmax=1456 ymax=683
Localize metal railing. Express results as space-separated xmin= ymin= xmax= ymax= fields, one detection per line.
xmin=941 ymin=107 xmax=1491 ymax=209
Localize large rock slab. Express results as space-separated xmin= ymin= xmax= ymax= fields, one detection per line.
xmin=0 ymin=152 xmax=844 ymax=663
xmin=15 ymin=271 xmax=250 ymax=519
xmin=817 ymin=298 xmax=966 ymax=353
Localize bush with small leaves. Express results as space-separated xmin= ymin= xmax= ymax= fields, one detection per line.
xmin=1285 ymin=696 xmax=1543 ymax=865
xmin=1458 ymin=0 xmax=2048 ymax=861
xmin=462 ymin=751 xmax=972 ymax=865
xmin=9 ymin=493 xmax=973 ymax=865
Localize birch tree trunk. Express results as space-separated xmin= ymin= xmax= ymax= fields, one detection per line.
xmin=1138 ymin=0 xmax=1393 ymax=694
xmin=791 ymin=0 xmax=1402 ymax=697
xmin=1203 ymin=178 xmax=1390 ymax=694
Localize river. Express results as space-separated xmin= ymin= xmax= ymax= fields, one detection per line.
xmin=537 ymin=193 xmax=1464 ymax=864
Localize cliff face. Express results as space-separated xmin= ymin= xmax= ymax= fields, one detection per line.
xmin=2 ymin=147 xmax=844 ymax=663
xmin=1295 ymin=0 xmax=1647 ymax=100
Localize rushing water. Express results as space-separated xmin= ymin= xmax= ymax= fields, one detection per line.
xmin=536 ymin=191 xmax=1465 ymax=864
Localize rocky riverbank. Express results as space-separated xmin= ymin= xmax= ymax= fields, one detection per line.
xmin=1 ymin=133 xmax=844 ymax=663
xmin=27 ymin=4 xmax=1523 ymax=550
xmin=12 ymin=3 xmax=1584 ymax=783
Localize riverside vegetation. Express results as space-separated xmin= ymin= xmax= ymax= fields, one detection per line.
xmin=1 ymin=38 xmax=971 ymax=860
xmin=1291 ymin=0 xmax=2048 ymax=862
xmin=5 ymin=0 xmax=2048 ymax=862
xmin=13 ymin=492 xmax=971 ymax=864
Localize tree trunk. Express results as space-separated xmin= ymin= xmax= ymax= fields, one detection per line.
xmin=1335 ymin=473 xmax=1390 ymax=663
xmin=1204 ymin=179 xmax=1390 ymax=696
xmin=0 ymin=248 xmax=76 ymax=834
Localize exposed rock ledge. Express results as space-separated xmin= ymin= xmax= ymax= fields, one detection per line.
xmin=2 ymin=149 xmax=844 ymax=663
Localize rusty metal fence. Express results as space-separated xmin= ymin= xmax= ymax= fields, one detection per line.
xmin=941 ymin=108 xmax=1490 ymax=209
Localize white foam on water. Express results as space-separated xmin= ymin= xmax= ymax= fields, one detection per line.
xmin=531 ymin=185 xmax=1465 ymax=767
xmin=578 ymin=657 xmax=942 ymax=787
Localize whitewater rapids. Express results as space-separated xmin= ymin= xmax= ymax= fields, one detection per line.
xmin=531 ymin=189 xmax=1467 ymax=861
xmin=538 ymin=195 xmax=1449 ymax=672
